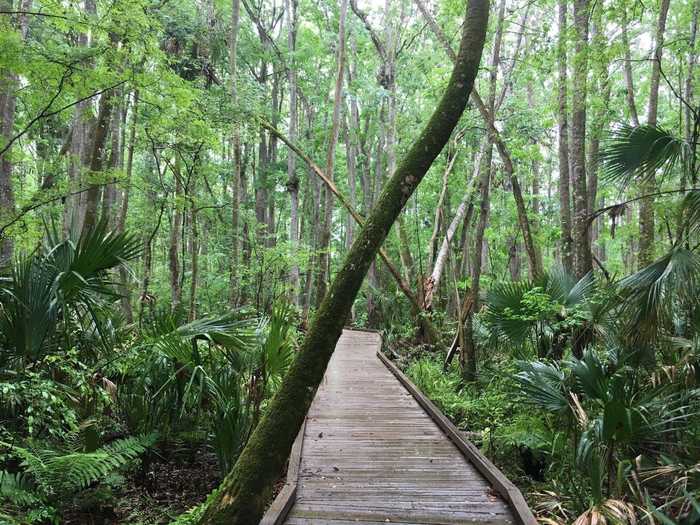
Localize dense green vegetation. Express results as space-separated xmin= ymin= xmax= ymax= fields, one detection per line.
xmin=1 ymin=0 xmax=700 ymax=523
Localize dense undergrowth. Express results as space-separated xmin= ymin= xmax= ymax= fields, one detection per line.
xmin=402 ymin=266 xmax=700 ymax=525
xmin=0 ymin=223 xmax=297 ymax=524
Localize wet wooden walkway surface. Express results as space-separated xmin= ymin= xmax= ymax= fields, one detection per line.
xmin=265 ymin=329 xmax=534 ymax=525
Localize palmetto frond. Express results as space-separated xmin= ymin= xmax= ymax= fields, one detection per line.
xmin=0 ymin=222 xmax=142 ymax=363
xmin=601 ymin=125 xmax=689 ymax=189
xmin=618 ymin=248 xmax=700 ymax=343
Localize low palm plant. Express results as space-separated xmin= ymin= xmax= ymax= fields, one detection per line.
xmin=0 ymin=221 xmax=141 ymax=368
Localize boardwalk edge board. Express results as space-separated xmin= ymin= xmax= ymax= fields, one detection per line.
xmin=376 ymin=350 xmax=538 ymax=525
xmin=260 ymin=419 xmax=307 ymax=525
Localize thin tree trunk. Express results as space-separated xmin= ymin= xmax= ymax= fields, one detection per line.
xmin=424 ymin=147 xmax=482 ymax=309
xmin=557 ymin=0 xmax=573 ymax=273
xmin=685 ymin=0 xmax=700 ymax=146
xmin=118 ymin=90 xmax=138 ymax=323
xmin=461 ymin=0 xmax=504 ymax=381
xmin=189 ymin=204 xmax=199 ymax=321
xmin=229 ymin=0 xmax=242 ymax=305
xmin=286 ymin=0 xmax=300 ymax=303
xmin=571 ymin=0 xmax=591 ymax=279
xmin=621 ymin=9 xmax=640 ymax=127
xmin=82 ymin=88 xmax=116 ymax=234
xmin=170 ymin=158 xmax=183 ymax=310
xmin=196 ymin=1 xmax=488 ymax=520
xmin=316 ymin=0 xmax=348 ymax=306
xmin=639 ymin=0 xmax=670 ymax=268
xmin=0 ymin=1 xmax=31 ymax=264
xmin=101 ymin=91 xmax=123 ymax=228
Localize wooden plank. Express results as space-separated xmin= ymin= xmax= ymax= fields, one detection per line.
xmin=260 ymin=483 xmax=297 ymax=525
xmin=377 ymin=351 xmax=537 ymax=525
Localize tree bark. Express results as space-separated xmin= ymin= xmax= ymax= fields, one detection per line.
xmin=557 ymin=0 xmax=573 ymax=273
xmin=82 ymin=88 xmax=116 ymax=234
xmin=0 ymin=0 xmax=31 ymax=264
xmin=196 ymin=0 xmax=489 ymax=519
xmin=118 ymin=90 xmax=138 ymax=323
xmin=621 ymin=9 xmax=640 ymax=127
xmin=285 ymin=0 xmax=300 ymax=303
xmin=229 ymin=0 xmax=242 ymax=305
xmin=170 ymin=158 xmax=183 ymax=310
xmin=639 ymin=0 xmax=670 ymax=268
xmin=316 ymin=0 xmax=348 ymax=306
xmin=571 ymin=0 xmax=592 ymax=279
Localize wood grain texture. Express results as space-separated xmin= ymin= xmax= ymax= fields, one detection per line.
xmin=267 ymin=329 xmax=530 ymax=525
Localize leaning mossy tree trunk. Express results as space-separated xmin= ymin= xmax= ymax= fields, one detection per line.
xmin=196 ymin=0 xmax=489 ymax=522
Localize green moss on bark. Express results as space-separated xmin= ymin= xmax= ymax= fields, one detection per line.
xmin=196 ymin=1 xmax=490 ymax=522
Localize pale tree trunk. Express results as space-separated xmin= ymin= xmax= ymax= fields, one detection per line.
xmin=343 ymin=118 xmax=357 ymax=250
xmin=428 ymin=147 xmax=458 ymax=267
xmin=639 ymin=0 xmax=670 ymax=268
xmin=229 ymin=0 xmax=242 ymax=305
xmin=0 ymin=1 xmax=31 ymax=264
xmin=685 ymin=0 xmax=700 ymax=149
xmin=424 ymin=146 xmax=482 ymax=309
xmin=571 ymin=0 xmax=591 ymax=279
xmin=557 ymin=0 xmax=573 ymax=273
xmin=285 ymin=0 xmax=300 ymax=303
xmin=587 ymin=10 xmax=610 ymax=254
xmin=316 ymin=0 xmax=348 ymax=306
xmin=195 ymin=1 xmax=488 ymax=520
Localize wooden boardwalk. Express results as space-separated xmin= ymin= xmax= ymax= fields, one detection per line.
xmin=262 ymin=329 xmax=535 ymax=525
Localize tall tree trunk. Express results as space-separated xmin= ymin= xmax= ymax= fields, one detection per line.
xmin=82 ymin=87 xmax=116 ymax=234
xmin=196 ymin=1 xmax=488 ymax=520
xmin=621 ymin=9 xmax=640 ymax=127
xmin=461 ymin=0 xmax=504 ymax=381
xmin=0 ymin=1 xmax=31 ymax=264
xmin=571 ymin=0 xmax=592 ymax=279
xmin=118 ymin=90 xmax=138 ymax=323
xmin=557 ymin=0 xmax=573 ymax=273
xmin=189 ymin=204 xmax=199 ymax=321
xmin=229 ymin=0 xmax=242 ymax=305
xmin=170 ymin=158 xmax=183 ymax=310
xmin=639 ymin=0 xmax=671 ymax=268
xmin=285 ymin=0 xmax=300 ymax=303
xmin=101 ymin=91 xmax=123 ymax=228
xmin=316 ymin=0 xmax=348 ymax=307
xmin=685 ymin=0 xmax=700 ymax=147
xmin=425 ymin=147 xmax=481 ymax=309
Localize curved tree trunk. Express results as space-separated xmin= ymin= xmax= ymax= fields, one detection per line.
xmin=196 ymin=0 xmax=489 ymax=520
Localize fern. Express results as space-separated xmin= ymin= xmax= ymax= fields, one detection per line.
xmin=0 ymin=471 xmax=40 ymax=507
xmin=1 ymin=433 xmax=155 ymax=497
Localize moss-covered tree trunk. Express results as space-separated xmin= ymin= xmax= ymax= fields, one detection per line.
xmin=195 ymin=0 xmax=489 ymax=522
